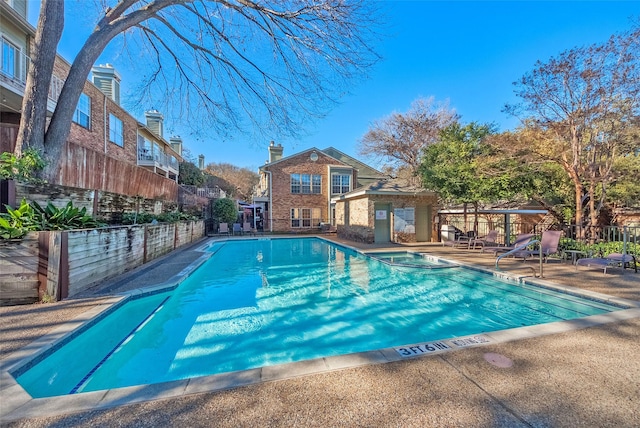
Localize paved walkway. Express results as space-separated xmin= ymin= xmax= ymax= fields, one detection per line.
xmin=1 ymin=236 xmax=639 ymax=427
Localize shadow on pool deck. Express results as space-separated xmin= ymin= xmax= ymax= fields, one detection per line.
xmin=1 ymin=235 xmax=639 ymax=427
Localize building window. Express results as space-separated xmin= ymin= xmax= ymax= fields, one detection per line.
xmin=312 ymin=175 xmax=321 ymax=193
xmin=109 ymin=114 xmax=124 ymax=147
xmin=1 ymin=37 xmax=19 ymax=79
xmin=332 ymin=174 xmax=351 ymax=194
xmin=394 ymin=208 xmax=415 ymax=233
xmin=291 ymin=208 xmax=321 ymax=228
xmin=291 ymin=208 xmax=300 ymax=227
xmin=73 ymin=93 xmax=91 ymax=129
xmin=291 ymin=174 xmax=322 ymax=194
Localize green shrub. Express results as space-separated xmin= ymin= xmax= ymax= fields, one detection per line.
xmin=0 ymin=199 xmax=39 ymax=239
xmin=212 ymin=198 xmax=238 ymax=224
xmin=31 ymin=201 xmax=106 ymax=230
xmin=120 ymin=211 xmax=198 ymax=225
xmin=0 ymin=149 xmax=46 ymax=182
xmin=0 ymin=199 xmax=106 ymax=240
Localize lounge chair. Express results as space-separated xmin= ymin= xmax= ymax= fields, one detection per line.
xmin=442 ymin=231 xmax=474 ymax=248
xmin=469 ymin=230 xmax=499 ymax=250
xmin=576 ymin=253 xmax=638 ymax=274
xmin=233 ymin=223 xmax=242 ymax=235
xmin=482 ymin=233 xmax=535 ymax=255
xmin=242 ymin=222 xmax=254 ymax=235
xmin=513 ymin=230 xmax=562 ymax=262
xmin=218 ymin=223 xmax=229 ymax=235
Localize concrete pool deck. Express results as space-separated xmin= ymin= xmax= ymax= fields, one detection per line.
xmin=1 ymin=236 xmax=639 ymax=427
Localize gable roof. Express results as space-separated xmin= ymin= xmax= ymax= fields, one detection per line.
xmin=259 ymin=145 xmax=386 ymax=177
xmin=332 ymin=178 xmax=436 ymax=201
xmin=321 ymin=147 xmax=386 ymax=179
xmin=259 ymin=147 xmax=351 ymax=170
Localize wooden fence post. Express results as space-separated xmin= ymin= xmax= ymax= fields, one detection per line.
xmin=0 ymin=179 xmax=16 ymax=213
xmin=143 ymin=225 xmax=148 ymax=263
xmin=39 ymin=231 xmax=69 ymax=301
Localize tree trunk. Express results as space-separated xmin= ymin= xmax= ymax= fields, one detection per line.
xmin=588 ymin=181 xmax=598 ymax=244
xmin=41 ymin=4 xmax=167 ymax=180
xmin=44 ymin=25 xmax=121 ymax=179
xmin=14 ymin=0 xmax=64 ymax=157
xmin=473 ymin=202 xmax=479 ymax=236
xmin=462 ymin=202 xmax=468 ymax=233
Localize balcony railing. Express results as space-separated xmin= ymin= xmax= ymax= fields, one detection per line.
xmin=137 ymin=143 xmax=178 ymax=174
xmin=0 ymin=47 xmax=28 ymax=85
xmin=1 ymin=49 xmax=64 ymax=104
xmin=48 ymin=74 xmax=64 ymax=103
xmin=180 ymin=185 xmax=225 ymax=199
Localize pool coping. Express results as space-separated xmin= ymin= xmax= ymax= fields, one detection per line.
xmin=2 ymin=236 xmax=639 ymax=423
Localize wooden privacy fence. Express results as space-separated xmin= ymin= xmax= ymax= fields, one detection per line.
xmin=0 ymin=220 xmax=205 ymax=306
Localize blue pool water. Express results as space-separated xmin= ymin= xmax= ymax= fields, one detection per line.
xmin=16 ymin=238 xmax=622 ymax=398
xmin=366 ymin=251 xmax=457 ymax=268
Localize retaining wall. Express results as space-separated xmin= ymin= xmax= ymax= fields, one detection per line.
xmin=0 ymin=220 xmax=205 ymax=305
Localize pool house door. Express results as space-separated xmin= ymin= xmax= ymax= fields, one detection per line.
xmin=374 ymin=203 xmax=391 ymax=243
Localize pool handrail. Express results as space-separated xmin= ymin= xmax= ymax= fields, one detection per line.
xmin=495 ymin=239 xmax=544 ymax=278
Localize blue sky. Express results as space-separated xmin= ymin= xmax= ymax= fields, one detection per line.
xmin=29 ymin=1 xmax=639 ymax=170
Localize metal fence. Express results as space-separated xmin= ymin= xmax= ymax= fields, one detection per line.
xmin=440 ymin=216 xmax=639 ymax=247
xmin=563 ymin=225 xmax=639 ymax=246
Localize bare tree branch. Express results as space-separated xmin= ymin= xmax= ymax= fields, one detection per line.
xmin=358 ymin=97 xmax=459 ymax=175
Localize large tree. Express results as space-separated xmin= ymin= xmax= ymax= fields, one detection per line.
xmin=178 ymin=161 xmax=205 ymax=186
xmin=204 ymin=162 xmax=259 ymax=201
xmin=419 ymin=122 xmax=525 ymax=232
xmin=15 ymin=0 xmax=380 ymax=180
xmin=358 ymin=97 xmax=459 ymax=178
xmin=504 ymin=22 xmax=640 ymax=233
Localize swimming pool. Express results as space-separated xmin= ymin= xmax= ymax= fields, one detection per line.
xmin=366 ymin=251 xmax=458 ymax=268
xmin=14 ymin=237 xmax=624 ymax=398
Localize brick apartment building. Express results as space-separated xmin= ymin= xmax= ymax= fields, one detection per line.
xmin=254 ymin=142 xmax=387 ymax=233
xmin=253 ymin=142 xmax=438 ymax=243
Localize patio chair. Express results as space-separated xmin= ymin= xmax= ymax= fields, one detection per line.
xmin=242 ymin=222 xmax=254 ymax=235
xmin=482 ymin=233 xmax=535 ymax=255
xmin=233 ymin=223 xmax=242 ymax=235
xmin=469 ymin=230 xmax=499 ymax=250
xmin=576 ymin=253 xmax=637 ymax=274
xmin=442 ymin=231 xmax=474 ymax=248
xmin=512 ymin=230 xmax=562 ymax=262
xmin=218 ymin=223 xmax=230 ymax=235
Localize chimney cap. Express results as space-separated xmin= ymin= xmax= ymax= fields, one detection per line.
xmin=145 ymin=109 xmax=163 ymax=117
xmin=91 ymin=63 xmax=121 ymax=79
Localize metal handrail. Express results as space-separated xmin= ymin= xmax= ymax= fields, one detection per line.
xmin=495 ymin=239 xmax=544 ymax=278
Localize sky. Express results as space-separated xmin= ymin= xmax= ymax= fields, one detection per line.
xmin=28 ymin=1 xmax=639 ymax=171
